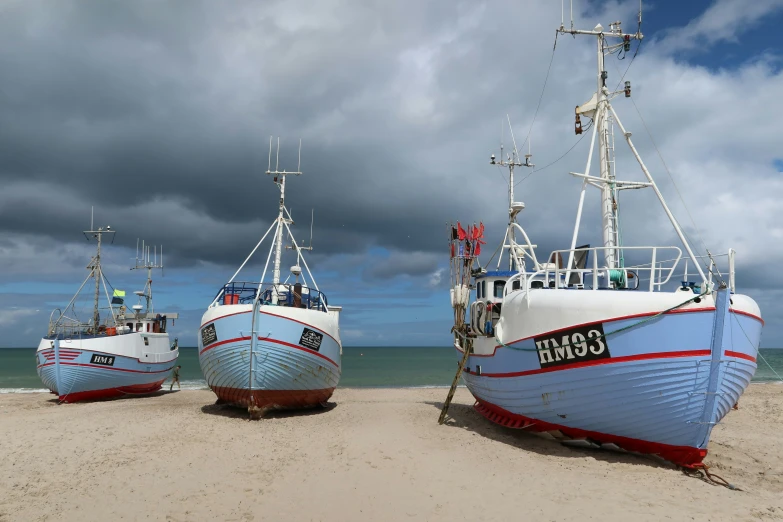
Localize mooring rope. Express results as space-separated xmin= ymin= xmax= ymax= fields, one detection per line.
xmin=493 ymin=289 xmax=710 ymax=352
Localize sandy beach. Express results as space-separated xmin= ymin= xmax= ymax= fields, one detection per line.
xmin=1 ymin=385 xmax=781 ymax=522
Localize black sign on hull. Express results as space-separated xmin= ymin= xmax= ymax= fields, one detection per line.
xmin=299 ymin=328 xmax=323 ymax=351
xmin=534 ymin=323 xmax=611 ymax=369
xmin=90 ymin=353 xmax=116 ymax=366
xmin=201 ymin=323 xmax=218 ymax=347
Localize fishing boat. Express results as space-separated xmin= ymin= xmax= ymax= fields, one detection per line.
xmin=37 ymin=225 xmax=179 ymax=403
xmin=198 ymin=138 xmax=342 ymax=414
xmin=444 ymin=11 xmax=763 ymax=467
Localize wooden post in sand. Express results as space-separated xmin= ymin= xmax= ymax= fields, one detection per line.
xmin=439 ymin=336 xmax=472 ymax=424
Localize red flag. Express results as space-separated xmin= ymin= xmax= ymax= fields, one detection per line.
xmin=457 ymin=222 xmax=467 ymax=241
xmin=475 ymin=241 xmax=482 ymax=256
xmin=450 ymin=243 xmax=455 ymax=258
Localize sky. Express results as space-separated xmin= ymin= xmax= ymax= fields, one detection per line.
xmin=0 ymin=0 xmax=782 ymax=348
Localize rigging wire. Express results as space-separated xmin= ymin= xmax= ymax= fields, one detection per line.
xmin=606 ymin=39 xmax=717 ymax=279
xmin=613 ymin=39 xmax=642 ymax=91
xmin=514 ymin=130 xmax=588 ymax=186
xmin=627 ymin=94 xmax=711 ymax=259
xmin=517 ymin=32 xmax=559 ymax=153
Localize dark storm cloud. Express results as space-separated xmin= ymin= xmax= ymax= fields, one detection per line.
xmin=1 ymin=0 xmax=781 ymax=348
xmin=0 ymin=0 xmax=583 ymax=270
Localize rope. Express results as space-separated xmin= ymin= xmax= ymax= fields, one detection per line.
xmin=494 ymin=289 xmax=709 ymax=352
xmin=518 ymin=32 xmax=559 ymax=154
xmin=684 ymin=463 xmax=742 ymax=491
xmin=730 ymin=308 xmax=783 ymax=383
xmin=515 ymin=131 xmax=588 ymax=186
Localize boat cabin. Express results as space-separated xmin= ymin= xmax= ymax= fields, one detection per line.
xmin=120 ymin=311 xmax=179 ymax=335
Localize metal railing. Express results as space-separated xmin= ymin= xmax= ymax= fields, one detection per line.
xmin=502 ymin=246 xmax=685 ymax=298
xmin=47 ymin=307 xmax=148 ymax=338
xmin=212 ymin=281 xmax=328 ymax=312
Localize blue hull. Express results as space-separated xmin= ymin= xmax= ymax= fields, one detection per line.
xmin=199 ymin=306 xmax=342 ymax=409
xmin=36 ymin=345 xmax=176 ymax=402
xmin=458 ymin=300 xmax=761 ymax=466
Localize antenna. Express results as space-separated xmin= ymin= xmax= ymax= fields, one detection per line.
xmin=297 ymin=138 xmax=302 ymax=173
xmin=91 ymin=206 xmax=94 ymax=231
xmin=638 ymin=0 xmax=642 ymax=33
xmin=507 ymin=114 xmax=519 ymax=161
xmin=268 ymin=136 xmax=272 ymax=171
xmin=570 ymin=0 xmax=574 ymax=30
xmin=132 ymin=238 xmax=165 ymax=314
xmin=276 ymin=137 xmax=280 ymax=172
xmin=309 ymin=209 xmax=314 ymax=249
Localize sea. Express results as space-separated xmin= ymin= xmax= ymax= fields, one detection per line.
xmin=2 ymin=346 xmax=782 ymax=393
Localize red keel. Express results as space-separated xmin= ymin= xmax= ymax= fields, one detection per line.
xmin=58 ymin=380 xmax=165 ymax=403
xmin=474 ymin=398 xmax=707 ymax=468
xmin=211 ymin=386 xmax=335 ymax=410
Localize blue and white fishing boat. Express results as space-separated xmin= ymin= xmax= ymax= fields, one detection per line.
xmin=198 ymin=138 xmax=342 ymax=414
xmin=445 ymin=12 xmax=763 ymax=467
xmin=37 ymin=225 xmax=179 ymax=402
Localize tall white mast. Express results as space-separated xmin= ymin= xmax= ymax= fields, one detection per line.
xmin=559 ymin=9 xmax=708 ymax=284
xmin=491 ymin=119 xmax=533 ymax=271
xmin=83 ymin=222 xmax=115 ymax=328
xmin=594 ymin=30 xmax=618 ymax=269
xmin=132 ymin=239 xmax=164 ymax=314
xmin=266 ymin=137 xmax=302 ymax=288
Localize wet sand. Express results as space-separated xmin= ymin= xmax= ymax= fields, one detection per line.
xmin=1 ymin=385 xmax=781 ymax=521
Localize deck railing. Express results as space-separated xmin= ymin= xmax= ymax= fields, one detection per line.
xmin=502 ymin=246 xmax=686 ymax=297
xmin=211 ymin=281 xmax=328 ymax=312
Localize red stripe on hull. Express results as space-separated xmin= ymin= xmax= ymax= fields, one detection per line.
xmin=59 ymin=380 xmax=165 ymax=403
xmin=474 ymin=398 xmax=706 ymax=468
xmin=730 ymin=308 xmax=764 ymax=325
xmin=464 ymin=349 xmax=711 ymax=378
xmin=259 ymin=337 xmax=339 ymax=368
xmin=38 ymin=362 xmax=175 ymax=373
xmin=211 ymin=385 xmax=335 ymax=410
xmin=724 ymin=350 xmax=757 ymax=363
xmin=200 ymin=336 xmax=339 ymax=368
xmin=201 ymin=308 xmax=339 ymax=345
xmin=498 ymin=307 xmax=717 ymax=350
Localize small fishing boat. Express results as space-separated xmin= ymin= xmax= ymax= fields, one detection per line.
xmin=198 ymin=139 xmax=342 ymax=414
xmin=37 ymin=225 xmax=179 ymax=403
xmin=444 ymin=11 xmax=763 ymax=467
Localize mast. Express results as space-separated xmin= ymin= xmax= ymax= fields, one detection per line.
xmin=594 ymin=31 xmax=618 ymax=269
xmin=559 ymin=9 xmax=709 ymax=284
xmin=132 ymin=239 xmax=163 ymax=314
xmin=94 ymin=230 xmax=101 ymax=327
xmin=265 ymin=138 xmax=302 ymax=288
xmin=83 ymin=221 xmax=115 ymax=328
xmin=490 ymin=120 xmax=533 ymax=271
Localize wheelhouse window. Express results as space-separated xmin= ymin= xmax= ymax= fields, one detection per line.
xmin=494 ymin=280 xmax=505 ymax=298
xmin=512 ymin=280 xmax=520 ymax=291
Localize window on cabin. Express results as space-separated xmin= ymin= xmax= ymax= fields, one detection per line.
xmin=476 ymin=281 xmax=482 ymax=299
xmin=494 ymin=280 xmax=505 ymax=298
xmin=512 ymin=280 xmax=520 ymax=291
xmin=143 ymin=337 xmax=149 ymax=346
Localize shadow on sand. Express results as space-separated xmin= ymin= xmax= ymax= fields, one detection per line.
xmin=426 ymin=399 xmax=676 ymax=470
xmin=200 ymin=400 xmax=338 ymax=420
